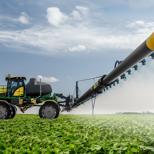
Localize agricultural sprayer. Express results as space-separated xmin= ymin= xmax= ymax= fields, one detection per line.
xmin=0 ymin=33 xmax=154 ymax=119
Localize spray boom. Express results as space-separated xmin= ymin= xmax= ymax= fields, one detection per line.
xmin=57 ymin=33 xmax=154 ymax=111
xmin=70 ymin=33 xmax=154 ymax=108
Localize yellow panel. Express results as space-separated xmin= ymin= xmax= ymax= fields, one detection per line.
xmin=13 ymin=87 xmax=24 ymax=96
xmin=146 ymin=33 xmax=154 ymax=51
xmin=0 ymin=86 xmax=7 ymax=94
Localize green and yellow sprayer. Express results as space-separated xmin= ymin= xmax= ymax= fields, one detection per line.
xmin=0 ymin=33 xmax=154 ymax=119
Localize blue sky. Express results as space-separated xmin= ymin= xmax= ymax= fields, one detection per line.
xmin=0 ymin=0 xmax=154 ymax=96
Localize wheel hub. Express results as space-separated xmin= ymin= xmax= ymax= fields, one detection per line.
xmin=42 ymin=105 xmax=56 ymax=118
xmin=0 ymin=105 xmax=7 ymax=119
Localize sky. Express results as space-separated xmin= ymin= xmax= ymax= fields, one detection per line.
xmin=0 ymin=0 xmax=154 ymax=113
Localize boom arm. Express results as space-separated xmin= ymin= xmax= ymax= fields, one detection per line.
xmin=72 ymin=33 xmax=154 ymax=108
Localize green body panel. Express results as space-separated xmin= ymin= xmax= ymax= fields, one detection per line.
xmin=0 ymin=93 xmax=58 ymax=111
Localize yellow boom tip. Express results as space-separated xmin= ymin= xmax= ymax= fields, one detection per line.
xmin=146 ymin=33 xmax=154 ymax=51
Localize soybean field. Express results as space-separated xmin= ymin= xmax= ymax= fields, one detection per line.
xmin=0 ymin=114 xmax=154 ymax=154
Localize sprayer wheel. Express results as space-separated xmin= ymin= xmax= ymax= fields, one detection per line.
xmin=39 ymin=102 xmax=60 ymax=119
xmin=0 ymin=101 xmax=11 ymax=119
xmin=9 ymin=104 xmax=17 ymax=119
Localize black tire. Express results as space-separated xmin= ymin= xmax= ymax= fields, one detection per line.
xmin=0 ymin=101 xmax=11 ymax=119
xmin=9 ymin=104 xmax=16 ymax=119
xmin=39 ymin=101 xmax=60 ymax=119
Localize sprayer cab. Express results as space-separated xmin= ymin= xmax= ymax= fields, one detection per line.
xmin=5 ymin=76 xmax=26 ymax=97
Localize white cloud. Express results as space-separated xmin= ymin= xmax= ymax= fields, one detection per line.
xmin=69 ymin=44 xmax=87 ymax=52
xmin=18 ymin=12 xmax=30 ymax=24
xmin=36 ymin=75 xmax=59 ymax=83
xmin=47 ymin=6 xmax=89 ymax=26
xmin=47 ymin=7 xmax=68 ymax=27
xmin=71 ymin=10 xmax=82 ymax=20
xmin=75 ymin=6 xmax=89 ymax=16
xmin=0 ymin=12 xmax=30 ymax=25
xmin=127 ymin=20 xmax=145 ymax=28
xmin=70 ymin=6 xmax=89 ymax=21
xmin=0 ymin=23 xmax=152 ymax=55
xmin=126 ymin=20 xmax=154 ymax=34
